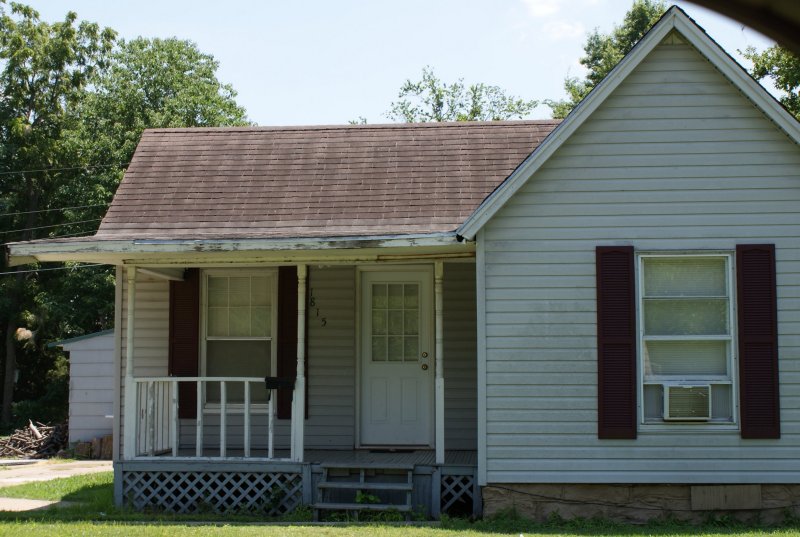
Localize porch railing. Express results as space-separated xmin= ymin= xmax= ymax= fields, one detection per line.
xmin=132 ymin=377 xmax=286 ymax=459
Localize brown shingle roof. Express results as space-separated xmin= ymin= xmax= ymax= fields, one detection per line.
xmin=96 ymin=121 xmax=560 ymax=240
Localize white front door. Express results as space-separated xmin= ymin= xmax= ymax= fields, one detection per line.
xmin=360 ymin=269 xmax=433 ymax=447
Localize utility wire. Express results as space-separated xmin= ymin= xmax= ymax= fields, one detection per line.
xmin=1 ymin=218 xmax=102 ymax=235
xmin=0 ymin=264 xmax=107 ymax=276
xmin=0 ymin=203 xmax=109 ymax=218
xmin=0 ymin=228 xmax=97 ymax=247
xmin=0 ymin=162 xmax=127 ymax=177
xmin=41 ymin=229 xmax=97 ymax=240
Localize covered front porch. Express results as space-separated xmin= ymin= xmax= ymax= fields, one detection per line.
xmin=118 ymin=251 xmax=478 ymax=517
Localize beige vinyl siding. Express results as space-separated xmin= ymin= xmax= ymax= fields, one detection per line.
xmin=178 ymin=414 xmax=288 ymax=451
xmin=65 ymin=332 xmax=115 ymax=443
xmin=120 ymin=265 xmax=359 ymax=453
xmin=444 ymin=262 xmax=478 ymax=450
xmin=304 ymin=263 xmax=478 ymax=450
xmin=119 ymin=263 xmax=476 ymax=456
xmin=305 ymin=266 xmax=357 ymax=448
xmin=178 ymin=266 xmax=357 ymax=451
xmin=481 ymin=36 xmax=800 ymax=484
xmin=119 ymin=270 xmax=170 ymax=457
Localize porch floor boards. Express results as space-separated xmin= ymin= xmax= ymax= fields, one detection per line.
xmin=167 ymin=448 xmax=477 ymax=466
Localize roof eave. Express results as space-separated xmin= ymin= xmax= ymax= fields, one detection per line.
xmin=6 ymin=232 xmax=466 ymax=266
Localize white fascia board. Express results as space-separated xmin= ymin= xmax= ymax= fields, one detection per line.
xmin=671 ymin=14 xmax=800 ymax=145
xmin=7 ymin=232 xmax=463 ymax=265
xmin=458 ymin=7 xmax=800 ymax=241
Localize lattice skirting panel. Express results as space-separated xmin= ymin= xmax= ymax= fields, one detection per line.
xmin=441 ymin=474 xmax=476 ymax=516
xmin=122 ymin=470 xmax=303 ymax=515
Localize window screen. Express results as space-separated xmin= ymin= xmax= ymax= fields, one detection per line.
xmin=640 ymin=255 xmax=734 ymax=423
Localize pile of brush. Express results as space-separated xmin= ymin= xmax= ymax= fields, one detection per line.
xmin=0 ymin=420 xmax=67 ymax=458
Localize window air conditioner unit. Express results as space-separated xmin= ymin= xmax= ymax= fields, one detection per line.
xmin=663 ymin=385 xmax=711 ymax=421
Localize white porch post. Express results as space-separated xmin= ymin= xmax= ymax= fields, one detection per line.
xmin=123 ymin=267 xmax=137 ymax=460
xmin=291 ymin=264 xmax=307 ymax=462
xmin=434 ymin=261 xmax=445 ymax=464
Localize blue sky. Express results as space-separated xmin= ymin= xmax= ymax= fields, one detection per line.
xmin=34 ymin=1 xmax=775 ymax=126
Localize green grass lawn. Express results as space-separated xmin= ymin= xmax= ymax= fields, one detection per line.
xmin=1 ymin=523 xmax=800 ymax=537
xmin=1 ymin=472 xmax=800 ymax=536
xmin=0 ymin=471 xmax=112 ymax=503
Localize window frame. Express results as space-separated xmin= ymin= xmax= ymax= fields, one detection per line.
xmin=636 ymin=251 xmax=738 ymax=430
xmin=199 ymin=268 xmax=278 ymax=412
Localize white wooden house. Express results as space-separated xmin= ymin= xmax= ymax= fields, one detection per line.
xmin=8 ymin=7 xmax=800 ymax=521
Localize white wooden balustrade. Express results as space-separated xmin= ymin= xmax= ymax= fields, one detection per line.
xmin=132 ymin=376 xmax=288 ymax=460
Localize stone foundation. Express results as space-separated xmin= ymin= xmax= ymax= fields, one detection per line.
xmin=482 ymin=484 xmax=800 ymax=524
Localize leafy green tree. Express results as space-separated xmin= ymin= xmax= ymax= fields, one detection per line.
xmin=76 ymin=37 xmax=249 ymax=171
xmin=0 ymin=5 xmax=250 ymax=428
xmin=386 ymin=66 xmax=538 ymax=122
xmin=60 ymin=37 xmax=251 ymax=231
xmin=0 ymin=0 xmax=115 ymax=425
xmin=743 ymin=45 xmax=800 ymax=119
xmin=547 ymin=0 xmax=666 ymax=118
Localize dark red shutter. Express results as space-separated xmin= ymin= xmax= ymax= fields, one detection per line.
xmin=168 ymin=268 xmax=200 ymax=419
xmin=596 ymin=246 xmax=637 ymax=439
xmin=276 ymin=266 xmax=308 ymax=419
xmin=737 ymin=244 xmax=780 ymax=439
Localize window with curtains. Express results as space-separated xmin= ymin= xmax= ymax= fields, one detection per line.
xmin=202 ymin=270 xmax=276 ymax=404
xmin=638 ymin=254 xmax=736 ymax=424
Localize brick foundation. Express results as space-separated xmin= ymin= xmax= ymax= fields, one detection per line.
xmin=482 ymin=484 xmax=800 ymax=524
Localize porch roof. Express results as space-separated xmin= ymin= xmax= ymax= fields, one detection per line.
xmin=7 ymin=121 xmax=557 ymax=264
xmin=97 ymin=121 xmax=558 ymax=241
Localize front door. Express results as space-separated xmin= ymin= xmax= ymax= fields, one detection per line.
xmin=360 ymin=269 xmax=433 ymax=447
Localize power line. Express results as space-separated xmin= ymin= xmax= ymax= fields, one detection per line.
xmin=0 ymin=203 xmax=109 ymax=218
xmin=42 ymin=229 xmax=97 ymax=240
xmin=0 ymin=264 xmax=107 ymax=276
xmin=0 ymin=228 xmax=97 ymax=247
xmin=0 ymin=162 xmax=128 ymax=177
xmin=1 ymin=218 xmax=102 ymax=236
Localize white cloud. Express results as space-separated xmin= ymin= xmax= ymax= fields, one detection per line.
xmin=543 ymin=20 xmax=586 ymax=39
xmin=522 ymin=0 xmax=560 ymax=17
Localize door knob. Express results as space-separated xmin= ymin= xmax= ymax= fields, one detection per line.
xmin=421 ymin=352 xmax=428 ymax=358
xmin=421 ymin=364 xmax=428 ymax=371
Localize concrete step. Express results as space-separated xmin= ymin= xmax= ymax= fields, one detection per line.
xmin=320 ymin=462 xmax=415 ymax=471
xmin=313 ymin=502 xmax=412 ymax=512
xmin=317 ymin=481 xmax=412 ymax=491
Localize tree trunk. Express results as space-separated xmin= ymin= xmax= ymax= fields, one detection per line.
xmin=2 ymin=317 xmax=17 ymax=424
xmin=0 ymin=178 xmax=40 ymax=424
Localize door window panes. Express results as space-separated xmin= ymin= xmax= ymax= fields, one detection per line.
xmin=371 ymin=283 xmax=420 ymax=362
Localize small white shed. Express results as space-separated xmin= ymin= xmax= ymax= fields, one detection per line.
xmin=54 ymin=330 xmax=115 ymax=443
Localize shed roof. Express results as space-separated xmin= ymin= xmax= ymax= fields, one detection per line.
xmin=48 ymin=329 xmax=115 ymax=349
xmin=96 ymin=121 xmax=559 ymax=240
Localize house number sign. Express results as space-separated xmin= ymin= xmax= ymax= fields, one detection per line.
xmin=308 ymin=288 xmax=326 ymax=327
